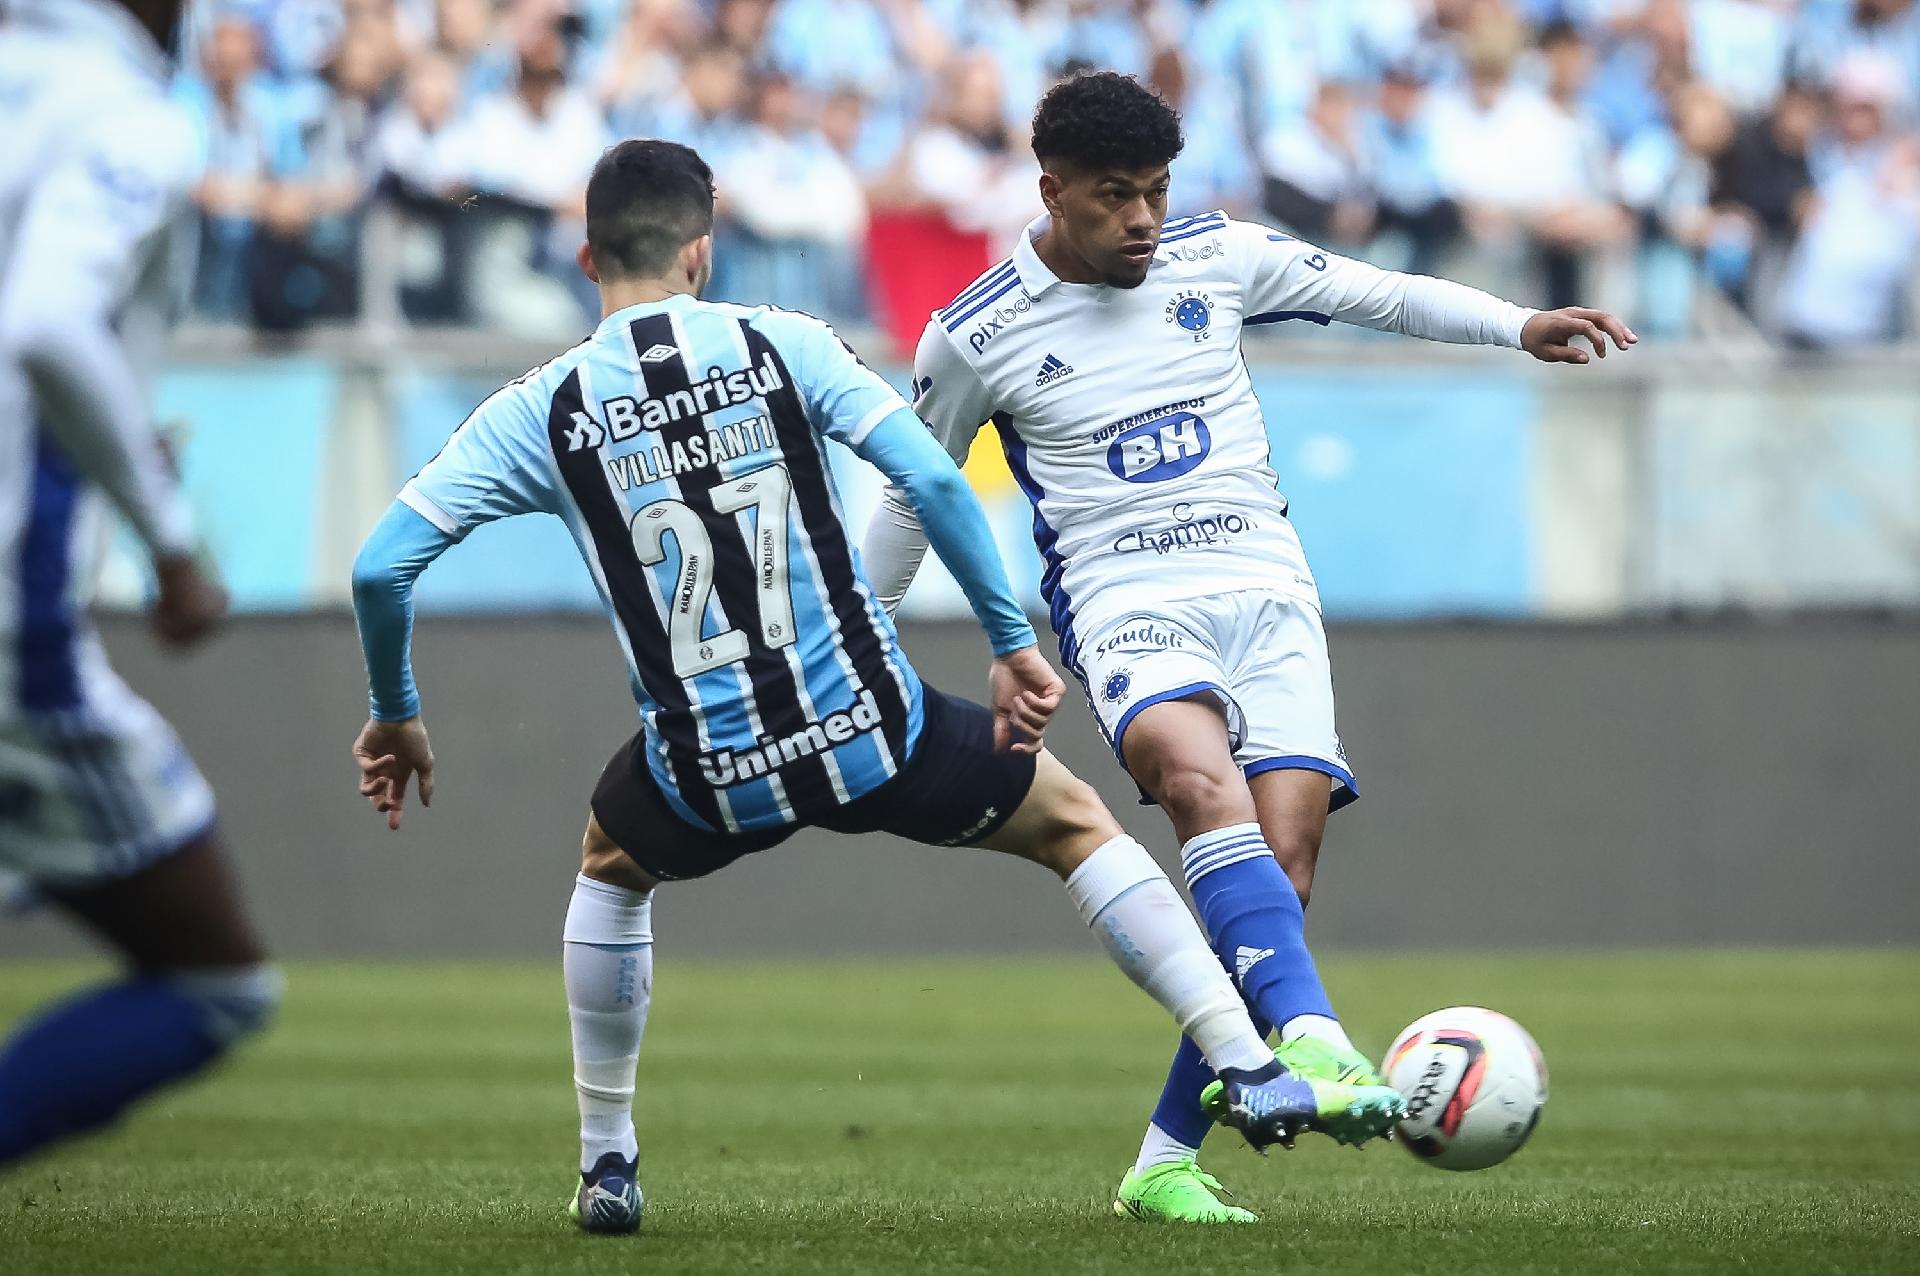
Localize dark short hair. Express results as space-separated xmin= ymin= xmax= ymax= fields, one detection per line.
xmin=585 ymin=139 xmax=716 ymax=280
xmin=1031 ymin=70 xmax=1183 ymax=174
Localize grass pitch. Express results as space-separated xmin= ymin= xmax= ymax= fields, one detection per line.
xmin=1 ymin=950 xmax=1914 ymax=1275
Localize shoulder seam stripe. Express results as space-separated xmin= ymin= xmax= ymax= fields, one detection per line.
xmin=939 ymin=262 xmax=1016 ymax=315
xmin=1159 ymin=224 xmax=1227 ymax=246
xmin=942 ymin=277 xmax=1023 ymax=330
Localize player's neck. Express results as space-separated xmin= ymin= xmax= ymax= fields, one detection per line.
xmin=598 ymin=279 xmax=693 ymax=318
xmin=1031 ymin=224 xmax=1104 ymax=286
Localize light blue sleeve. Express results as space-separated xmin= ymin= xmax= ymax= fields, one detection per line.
xmin=751 ymin=309 xmax=912 ymax=449
xmin=398 ymin=378 xmax=561 ymax=537
xmin=351 ymin=502 xmax=457 ymax=721
xmin=854 ymin=407 xmax=1036 ymax=657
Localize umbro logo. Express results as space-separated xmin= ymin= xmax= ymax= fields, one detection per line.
xmin=637 ymin=343 xmax=678 ymax=363
xmin=1234 ymin=945 xmax=1275 ymax=981
xmin=1035 ymin=353 xmax=1074 ymax=386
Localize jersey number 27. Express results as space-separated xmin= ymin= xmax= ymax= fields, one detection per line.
xmin=631 ymin=463 xmax=796 ymax=678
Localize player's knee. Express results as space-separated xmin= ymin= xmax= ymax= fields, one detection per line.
xmin=169 ymin=963 xmax=283 ymax=1045
xmin=1149 ymin=763 xmax=1247 ymax=831
xmin=1028 ymin=775 xmax=1120 ymax=875
xmin=1265 ymin=829 xmax=1322 ymax=906
xmin=580 ymin=817 xmax=658 ymax=892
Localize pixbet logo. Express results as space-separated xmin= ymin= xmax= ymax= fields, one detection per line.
xmin=966 ymin=293 xmax=1033 ymax=352
xmin=1105 ymin=412 xmax=1211 ymax=482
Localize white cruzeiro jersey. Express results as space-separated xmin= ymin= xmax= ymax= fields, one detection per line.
xmin=888 ymin=211 xmax=1533 ymax=671
xmin=0 ymin=0 xmax=200 ymax=713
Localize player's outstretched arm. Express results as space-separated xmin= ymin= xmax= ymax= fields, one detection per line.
xmin=1235 ymin=222 xmax=1636 ymax=360
xmin=351 ymin=502 xmax=457 ymax=830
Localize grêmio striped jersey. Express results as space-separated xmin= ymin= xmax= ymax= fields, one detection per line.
xmin=399 ymin=295 xmax=925 ymax=834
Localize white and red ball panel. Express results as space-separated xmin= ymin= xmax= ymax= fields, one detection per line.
xmin=1383 ymin=1006 xmax=1547 ymax=1172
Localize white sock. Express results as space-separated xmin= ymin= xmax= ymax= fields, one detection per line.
xmin=563 ymin=874 xmax=653 ymax=1174
xmin=1135 ymin=1121 xmax=1201 ymax=1175
xmin=1281 ymin=1012 xmax=1354 ymax=1052
xmin=1065 ymin=835 xmax=1272 ymax=1075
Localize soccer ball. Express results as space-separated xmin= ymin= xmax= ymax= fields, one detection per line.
xmin=1382 ymin=1007 xmax=1547 ymax=1171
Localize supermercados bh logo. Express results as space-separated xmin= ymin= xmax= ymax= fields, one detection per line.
xmin=1112 ymin=502 xmax=1257 ymax=554
xmin=1165 ymin=289 xmax=1213 ymax=341
xmin=967 ymin=292 xmax=1033 ymax=353
xmin=1106 ymin=411 xmax=1211 ymax=483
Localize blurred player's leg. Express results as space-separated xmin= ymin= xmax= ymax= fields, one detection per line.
xmin=0 ymin=835 xmax=280 ymax=1166
xmin=561 ymin=821 xmax=656 ymax=1234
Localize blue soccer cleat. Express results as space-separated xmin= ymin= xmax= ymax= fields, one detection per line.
xmin=569 ymin=1150 xmax=644 ymax=1234
xmin=1210 ymin=1058 xmax=1403 ymax=1151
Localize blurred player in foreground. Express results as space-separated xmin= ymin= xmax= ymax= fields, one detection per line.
xmin=862 ymin=71 xmax=1635 ymax=1223
xmin=0 ymin=0 xmax=279 ymax=1166
xmin=348 ymin=139 xmax=1402 ymax=1235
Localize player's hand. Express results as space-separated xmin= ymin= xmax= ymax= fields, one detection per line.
xmin=1521 ymin=307 xmax=1637 ymax=364
xmin=354 ymin=716 xmax=435 ymax=831
xmin=149 ymin=554 xmax=228 ymax=648
xmin=989 ymin=645 xmax=1064 ymax=754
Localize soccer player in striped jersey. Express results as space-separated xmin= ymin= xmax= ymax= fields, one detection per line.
xmin=0 ymin=0 xmax=279 ymax=1167
xmin=862 ymin=72 xmax=1633 ymax=1222
xmin=348 ymin=140 xmax=1398 ymax=1234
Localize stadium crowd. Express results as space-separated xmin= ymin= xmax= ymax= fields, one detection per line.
xmin=159 ymin=0 xmax=1920 ymax=350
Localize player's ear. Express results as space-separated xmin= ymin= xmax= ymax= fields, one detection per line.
xmin=685 ymin=234 xmax=714 ymax=295
xmin=577 ymin=241 xmax=600 ymax=285
xmin=1038 ymin=169 xmax=1065 ymax=219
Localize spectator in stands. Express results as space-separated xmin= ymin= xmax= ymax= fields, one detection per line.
xmin=1259 ymin=80 xmax=1375 ymax=249
xmin=443 ymin=14 xmax=609 ymax=333
xmin=714 ymin=0 xmax=776 ymax=62
xmin=594 ymin=0 xmax=696 ymax=138
xmin=245 ymin=15 xmax=399 ymax=329
xmin=1792 ymin=0 xmax=1920 ymax=107
xmin=372 ymin=50 xmax=469 ymax=198
xmin=645 ymin=39 xmax=752 ymax=161
xmin=1149 ymin=46 xmax=1260 ymax=218
xmin=1686 ymin=0 xmax=1794 ymax=114
xmin=1616 ymin=80 xmax=1739 ymax=332
xmin=1711 ymin=78 xmax=1823 ymax=311
xmin=716 ymin=71 xmax=869 ymax=322
xmin=1429 ymin=13 xmax=1630 ymax=307
xmin=901 ymin=50 xmax=1040 ymax=245
xmin=182 ymin=16 xmax=291 ymax=320
xmin=1777 ymin=52 xmax=1920 ymax=346
xmin=1363 ymin=58 xmax=1462 ymax=275
xmin=432 ymin=0 xmax=514 ymax=102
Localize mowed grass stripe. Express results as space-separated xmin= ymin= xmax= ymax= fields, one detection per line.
xmin=1 ymin=951 xmax=1915 ymax=1275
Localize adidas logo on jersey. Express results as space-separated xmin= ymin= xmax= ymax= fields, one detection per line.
xmin=1035 ymin=354 xmax=1074 ymax=387
xmin=1234 ymin=946 xmax=1275 ymax=981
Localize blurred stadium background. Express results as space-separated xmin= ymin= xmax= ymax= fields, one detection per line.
xmin=4 ymin=0 xmax=1919 ymax=959
xmin=5 ymin=2 xmax=1919 ymax=1271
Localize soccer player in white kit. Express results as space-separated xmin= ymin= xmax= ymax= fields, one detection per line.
xmin=862 ymin=72 xmax=1634 ymax=1223
xmin=0 ymin=0 xmax=278 ymax=1166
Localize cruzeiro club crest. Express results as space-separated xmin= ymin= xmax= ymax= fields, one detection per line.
xmin=1165 ymin=289 xmax=1213 ymax=341
xmin=1103 ymin=671 xmax=1132 ymax=703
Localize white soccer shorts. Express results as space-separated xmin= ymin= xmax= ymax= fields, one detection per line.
xmin=1070 ymin=590 xmax=1357 ymax=810
xmin=0 ymin=643 xmax=216 ymax=890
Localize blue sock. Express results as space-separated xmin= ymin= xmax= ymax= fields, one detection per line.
xmin=1149 ymin=999 xmax=1274 ymax=1149
xmin=1181 ymin=823 xmax=1336 ymax=1032
xmin=0 ymin=980 xmax=230 ymax=1165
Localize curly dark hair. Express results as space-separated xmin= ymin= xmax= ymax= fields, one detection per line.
xmin=1030 ymin=71 xmax=1184 ymax=172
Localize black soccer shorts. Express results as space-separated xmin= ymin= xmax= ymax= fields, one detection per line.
xmin=590 ymin=684 xmax=1038 ymax=882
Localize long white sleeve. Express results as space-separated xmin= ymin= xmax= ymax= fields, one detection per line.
xmin=857 ymin=321 xmax=995 ymax=616
xmin=0 ymin=105 xmax=201 ymax=556
xmin=1235 ymin=221 xmax=1535 ymax=349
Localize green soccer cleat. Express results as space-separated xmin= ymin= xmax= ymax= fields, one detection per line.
xmin=1200 ymin=1046 xmax=1404 ymax=1149
xmin=1114 ymin=1159 xmax=1257 ymax=1224
xmin=1273 ymin=1034 xmax=1387 ymax=1088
